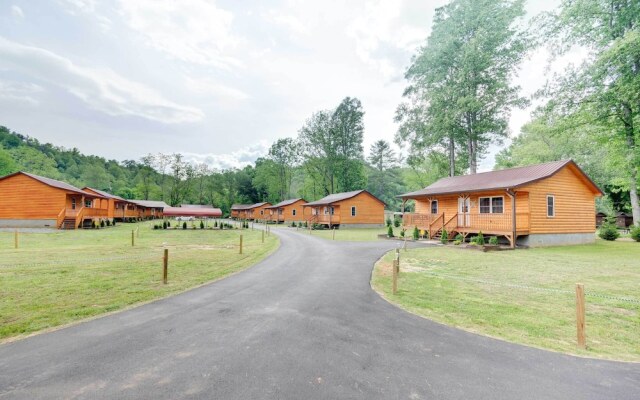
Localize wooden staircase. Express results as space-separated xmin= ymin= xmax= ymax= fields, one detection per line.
xmin=61 ymin=218 xmax=76 ymax=230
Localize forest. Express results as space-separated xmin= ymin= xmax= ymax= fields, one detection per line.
xmin=0 ymin=0 xmax=638 ymax=222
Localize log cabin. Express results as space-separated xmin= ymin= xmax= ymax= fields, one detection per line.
xmin=130 ymin=200 xmax=168 ymax=220
xmin=244 ymin=202 xmax=272 ymax=221
xmin=82 ymin=187 xmax=131 ymax=221
xmin=303 ymin=190 xmax=385 ymax=228
xmin=399 ymin=160 xmax=603 ymax=247
xmin=231 ymin=204 xmax=251 ymax=219
xmin=0 ymin=171 xmax=109 ymax=229
xmin=265 ymin=198 xmax=308 ymax=224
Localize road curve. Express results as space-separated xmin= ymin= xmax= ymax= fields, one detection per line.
xmin=0 ymin=228 xmax=638 ymax=399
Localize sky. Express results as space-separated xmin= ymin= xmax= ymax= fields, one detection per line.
xmin=0 ymin=0 xmax=568 ymax=172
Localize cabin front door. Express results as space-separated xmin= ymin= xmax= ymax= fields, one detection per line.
xmin=458 ymin=197 xmax=470 ymax=227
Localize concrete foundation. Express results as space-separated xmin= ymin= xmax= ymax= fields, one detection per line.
xmin=0 ymin=219 xmax=57 ymax=228
xmin=339 ymin=223 xmax=385 ymax=229
xmin=518 ymin=232 xmax=596 ymax=247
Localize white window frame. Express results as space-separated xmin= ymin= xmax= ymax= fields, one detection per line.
xmin=430 ymin=200 xmax=438 ymax=215
xmin=478 ymin=196 xmax=504 ymax=214
xmin=547 ymin=195 xmax=555 ymax=217
xmin=351 ymin=206 xmax=356 ymax=217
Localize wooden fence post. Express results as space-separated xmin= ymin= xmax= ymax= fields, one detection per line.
xmin=14 ymin=230 xmax=18 ymax=249
xmin=262 ymin=229 xmax=265 ymax=243
xmin=576 ymin=283 xmax=586 ymax=349
xmin=239 ymin=234 xmax=243 ymax=254
xmin=332 ymin=228 xmax=336 ymax=240
xmin=392 ymin=258 xmax=398 ymax=295
xmin=131 ymin=230 xmax=135 ymax=247
xmin=163 ymin=249 xmax=168 ymax=284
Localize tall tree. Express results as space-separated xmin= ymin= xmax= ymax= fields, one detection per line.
xmin=154 ymin=153 xmax=171 ymax=202
xmin=267 ymin=138 xmax=299 ymax=200
xmin=396 ymin=0 xmax=528 ymax=174
xmin=366 ymin=140 xmax=404 ymax=209
xmin=540 ymin=0 xmax=640 ymax=225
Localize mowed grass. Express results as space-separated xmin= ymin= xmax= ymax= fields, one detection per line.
xmin=372 ymin=240 xmax=640 ymax=361
xmin=300 ymin=227 xmax=389 ymax=241
xmin=0 ymin=221 xmax=279 ymax=341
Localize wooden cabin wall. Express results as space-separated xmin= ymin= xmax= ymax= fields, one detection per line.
xmin=334 ymin=192 xmax=384 ymax=224
xmin=0 ymin=174 xmax=66 ymax=219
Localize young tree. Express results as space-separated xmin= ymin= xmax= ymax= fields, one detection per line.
xmin=267 ymin=138 xmax=300 ymax=200
xmin=154 ymin=153 xmax=171 ymax=201
xmin=139 ymin=154 xmax=155 ymax=200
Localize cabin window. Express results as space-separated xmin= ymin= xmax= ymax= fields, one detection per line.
xmin=547 ymin=195 xmax=555 ymax=217
xmin=430 ymin=200 xmax=438 ymax=214
xmin=292 ymin=209 xmax=297 ymax=216
xmin=479 ymin=197 xmax=503 ymax=214
xmin=71 ymin=198 xmax=76 ymax=210
xmin=85 ymin=200 xmax=92 ymax=208
xmin=324 ymin=207 xmax=328 ymax=215
xmin=260 ymin=210 xmax=264 ymax=215
xmin=351 ymin=206 xmax=356 ymax=216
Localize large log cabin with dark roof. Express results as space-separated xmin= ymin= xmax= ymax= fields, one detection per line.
xmin=398 ymin=160 xmax=603 ymax=247
xmin=0 ymin=171 xmax=109 ymax=229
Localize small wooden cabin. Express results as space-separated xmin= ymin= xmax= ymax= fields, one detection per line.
xmin=130 ymin=200 xmax=168 ymax=220
xmin=83 ymin=187 xmax=130 ymax=221
xmin=399 ymin=160 xmax=603 ymax=247
xmin=595 ymin=212 xmax=606 ymax=227
xmin=244 ymin=202 xmax=272 ymax=221
xmin=265 ymin=198 xmax=308 ymax=224
xmin=616 ymin=212 xmax=634 ymax=229
xmin=303 ymin=190 xmax=385 ymax=228
xmin=231 ymin=204 xmax=251 ymax=219
xmin=0 ymin=171 xmax=108 ymax=229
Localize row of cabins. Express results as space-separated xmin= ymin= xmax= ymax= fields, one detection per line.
xmin=230 ymin=190 xmax=387 ymax=228
xmin=0 ymin=171 xmax=169 ymax=229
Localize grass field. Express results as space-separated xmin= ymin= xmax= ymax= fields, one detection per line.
xmin=372 ymin=240 xmax=640 ymax=361
xmin=0 ymin=221 xmax=278 ymax=341
xmin=289 ymin=226 xmax=390 ymax=241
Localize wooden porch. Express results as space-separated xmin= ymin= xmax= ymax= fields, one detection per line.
xmin=403 ymin=212 xmax=530 ymax=246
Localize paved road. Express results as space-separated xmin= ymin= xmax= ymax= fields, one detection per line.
xmin=1 ymin=229 xmax=638 ymax=399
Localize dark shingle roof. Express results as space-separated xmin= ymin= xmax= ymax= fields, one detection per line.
xmin=304 ymin=190 xmax=385 ymax=206
xmin=399 ymin=160 xmax=602 ymax=198
xmin=231 ymin=204 xmax=252 ymax=210
xmin=265 ymin=198 xmax=306 ymax=209
xmin=130 ymin=200 xmax=170 ymax=208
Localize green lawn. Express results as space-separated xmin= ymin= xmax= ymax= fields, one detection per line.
xmin=291 ymin=226 xmax=391 ymax=241
xmin=0 ymin=221 xmax=278 ymax=341
xmin=372 ymin=240 xmax=640 ymax=361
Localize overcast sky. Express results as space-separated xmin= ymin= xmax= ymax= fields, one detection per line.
xmin=0 ymin=0 xmax=568 ymax=171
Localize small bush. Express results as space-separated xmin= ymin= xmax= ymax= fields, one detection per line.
xmin=112 ymin=219 xmax=116 ymax=226
xmin=214 ymin=221 xmax=218 ymax=228
xmin=489 ymin=236 xmax=499 ymax=245
xmin=631 ymin=225 xmax=640 ymax=242
xmin=454 ymin=233 xmax=464 ymax=243
xmin=453 ymin=239 xmax=461 ymax=245
xmin=413 ymin=226 xmax=419 ymax=240
xmin=393 ymin=217 xmax=401 ymax=228
xmin=167 ymin=221 xmax=171 ymax=227
xmin=200 ymin=220 xmax=205 ymax=229
xmin=387 ymin=225 xmax=394 ymax=238
xmin=153 ymin=224 xmax=159 ymax=230
xmin=291 ymin=221 xmax=297 ymax=227
xmin=100 ymin=220 xmax=105 ymax=228
xmin=163 ymin=221 xmax=167 ymax=229
xmin=182 ymin=221 xmax=187 ymax=230
xmin=400 ymin=228 xmax=406 ymax=238
xmin=440 ymin=229 xmax=448 ymax=244
xmin=386 ymin=217 xmax=392 ymax=227
xmin=598 ymin=222 xmax=620 ymax=241
xmin=476 ymin=231 xmax=485 ymax=246
xmin=220 ymin=223 xmax=224 ymax=230
xmin=106 ymin=219 xmax=111 ymax=227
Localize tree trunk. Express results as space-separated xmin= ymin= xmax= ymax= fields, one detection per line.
xmin=448 ymin=134 xmax=456 ymax=177
xmin=623 ymin=103 xmax=640 ymax=226
xmin=467 ymin=133 xmax=477 ymax=174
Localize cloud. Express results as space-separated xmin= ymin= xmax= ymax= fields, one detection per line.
xmin=182 ymin=140 xmax=270 ymax=170
xmin=117 ymin=0 xmax=242 ymax=69
xmin=0 ymin=79 xmax=43 ymax=105
xmin=11 ymin=5 xmax=24 ymax=19
xmin=0 ymin=36 xmax=204 ymax=123
xmin=184 ymin=76 xmax=249 ymax=102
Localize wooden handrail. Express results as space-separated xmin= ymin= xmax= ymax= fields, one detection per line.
xmin=56 ymin=208 xmax=65 ymax=229
xmin=74 ymin=207 xmax=85 ymax=229
xmin=443 ymin=213 xmax=458 ymax=232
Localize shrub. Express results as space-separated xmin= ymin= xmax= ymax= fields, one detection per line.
xmin=413 ymin=226 xmax=419 ymax=240
xmin=400 ymin=228 xmax=406 ymax=238
xmin=440 ymin=229 xmax=448 ymax=244
xmin=598 ymin=222 xmax=619 ymax=241
xmin=106 ymin=219 xmax=111 ymax=227
xmin=387 ymin=225 xmax=394 ymax=238
xmin=453 ymin=239 xmax=461 ymax=245
xmin=112 ymin=219 xmax=116 ymax=226
xmin=631 ymin=225 xmax=640 ymax=242
xmin=489 ymin=236 xmax=499 ymax=245
xmin=200 ymin=220 xmax=205 ymax=229
xmin=153 ymin=224 xmax=159 ymax=230
xmin=100 ymin=220 xmax=105 ymax=228
xmin=220 ymin=223 xmax=224 ymax=230
xmin=454 ymin=233 xmax=464 ymax=243
xmin=386 ymin=217 xmax=392 ymax=227
xmin=394 ymin=217 xmax=401 ymax=228
xmin=291 ymin=221 xmax=297 ymax=227
xmin=214 ymin=221 xmax=218 ymax=228
xmin=182 ymin=221 xmax=187 ymax=230
xmin=167 ymin=221 xmax=170 ymax=227
xmin=163 ymin=221 xmax=167 ymax=229
xmin=476 ymin=231 xmax=485 ymax=246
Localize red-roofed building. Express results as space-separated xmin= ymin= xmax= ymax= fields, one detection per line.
xmin=399 ymin=160 xmax=603 ymax=247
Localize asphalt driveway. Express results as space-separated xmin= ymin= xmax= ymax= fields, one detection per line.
xmin=0 ymin=228 xmax=638 ymax=399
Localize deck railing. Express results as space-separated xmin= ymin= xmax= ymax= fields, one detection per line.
xmin=315 ymin=214 xmax=341 ymax=224
xmin=403 ymin=213 xmax=437 ymax=228
xmin=404 ymin=212 xmax=531 ymax=234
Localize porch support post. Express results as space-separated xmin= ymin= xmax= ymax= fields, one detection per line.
xmin=506 ymin=189 xmax=516 ymax=249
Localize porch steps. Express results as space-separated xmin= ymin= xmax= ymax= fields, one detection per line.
xmin=61 ymin=218 xmax=76 ymax=230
